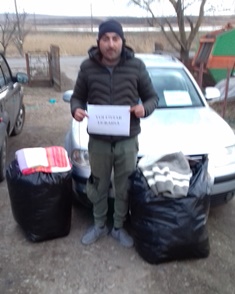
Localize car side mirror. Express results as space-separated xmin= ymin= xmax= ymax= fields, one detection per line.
xmin=16 ymin=72 xmax=29 ymax=84
xmin=63 ymin=90 xmax=73 ymax=103
xmin=204 ymin=87 xmax=221 ymax=101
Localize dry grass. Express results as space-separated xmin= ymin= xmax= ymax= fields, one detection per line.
xmin=6 ymin=31 xmax=180 ymax=57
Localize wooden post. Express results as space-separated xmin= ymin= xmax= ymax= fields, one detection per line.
xmin=198 ymin=62 xmax=204 ymax=89
xmin=222 ymin=67 xmax=230 ymax=118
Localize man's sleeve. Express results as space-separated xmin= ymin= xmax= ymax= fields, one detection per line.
xmin=70 ymin=67 xmax=88 ymax=117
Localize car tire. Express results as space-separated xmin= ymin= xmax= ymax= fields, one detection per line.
xmin=0 ymin=134 xmax=7 ymax=182
xmin=11 ymin=104 xmax=25 ymax=136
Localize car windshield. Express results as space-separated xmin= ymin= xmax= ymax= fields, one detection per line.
xmin=147 ymin=67 xmax=204 ymax=108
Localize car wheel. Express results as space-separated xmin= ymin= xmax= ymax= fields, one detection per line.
xmin=0 ymin=134 xmax=7 ymax=182
xmin=11 ymin=104 xmax=25 ymax=136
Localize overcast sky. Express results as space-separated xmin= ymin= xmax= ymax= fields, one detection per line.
xmin=0 ymin=0 xmax=143 ymax=17
xmin=0 ymin=0 xmax=234 ymax=17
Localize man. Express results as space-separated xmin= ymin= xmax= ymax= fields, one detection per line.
xmin=70 ymin=19 xmax=158 ymax=248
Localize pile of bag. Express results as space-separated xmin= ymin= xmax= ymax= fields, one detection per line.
xmin=129 ymin=152 xmax=212 ymax=264
xmin=6 ymin=146 xmax=73 ymax=242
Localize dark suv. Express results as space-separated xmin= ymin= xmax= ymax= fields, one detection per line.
xmin=0 ymin=53 xmax=28 ymax=181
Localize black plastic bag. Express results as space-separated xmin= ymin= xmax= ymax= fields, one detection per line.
xmin=129 ymin=156 xmax=211 ymax=264
xmin=6 ymin=160 xmax=73 ymax=242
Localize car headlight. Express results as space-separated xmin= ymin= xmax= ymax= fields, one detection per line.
xmin=71 ymin=149 xmax=89 ymax=167
xmin=209 ymin=145 xmax=235 ymax=167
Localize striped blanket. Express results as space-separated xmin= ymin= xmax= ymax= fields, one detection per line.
xmin=138 ymin=151 xmax=192 ymax=198
xmin=15 ymin=146 xmax=72 ymax=175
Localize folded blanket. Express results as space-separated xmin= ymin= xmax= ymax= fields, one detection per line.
xmin=15 ymin=146 xmax=72 ymax=175
xmin=138 ymin=151 xmax=192 ymax=198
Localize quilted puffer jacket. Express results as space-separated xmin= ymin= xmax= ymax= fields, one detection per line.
xmin=70 ymin=45 xmax=158 ymax=142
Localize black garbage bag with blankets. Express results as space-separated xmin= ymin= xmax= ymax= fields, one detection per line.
xmin=6 ymin=159 xmax=73 ymax=242
xmin=129 ymin=153 xmax=212 ymax=264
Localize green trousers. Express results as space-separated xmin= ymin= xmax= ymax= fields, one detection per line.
xmin=86 ymin=136 xmax=139 ymax=228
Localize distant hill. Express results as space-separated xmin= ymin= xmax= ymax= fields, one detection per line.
xmin=0 ymin=13 xmax=234 ymax=27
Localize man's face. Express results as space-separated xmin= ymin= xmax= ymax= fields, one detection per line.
xmin=99 ymin=32 xmax=123 ymax=65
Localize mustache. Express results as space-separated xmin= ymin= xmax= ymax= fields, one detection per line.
xmin=106 ymin=48 xmax=116 ymax=52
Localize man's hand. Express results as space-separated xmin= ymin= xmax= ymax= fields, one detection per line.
xmin=130 ymin=104 xmax=145 ymax=118
xmin=74 ymin=108 xmax=88 ymax=122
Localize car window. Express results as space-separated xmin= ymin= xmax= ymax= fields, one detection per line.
xmin=147 ymin=67 xmax=204 ymax=108
xmin=0 ymin=68 xmax=6 ymax=89
xmin=0 ymin=55 xmax=12 ymax=90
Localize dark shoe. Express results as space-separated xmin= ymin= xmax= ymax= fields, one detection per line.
xmin=81 ymin=225 xmax=108 ymax=245
xmin=111 ymin=227 xmax=134 ymax=248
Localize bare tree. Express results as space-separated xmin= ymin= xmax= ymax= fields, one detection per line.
xmin=0 ymin=13 xmax=17 ymax=56
xmin=13 ymin=0 xmax=30 ymax=56
xmin=129 ymin=0 xmax=208 ymax=63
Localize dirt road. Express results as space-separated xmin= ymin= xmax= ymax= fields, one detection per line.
xmin=0 ymin=59 xmax=235 ymax=294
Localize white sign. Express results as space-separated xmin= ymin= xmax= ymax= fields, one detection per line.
xmin=87 ymin=105 xmax=131 ymax=136
xmin=164 ymin=91 xmax=192 ymax=106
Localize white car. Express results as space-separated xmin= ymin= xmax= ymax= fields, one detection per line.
xmin=63 ymin=53 xmax=235 ymax=207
